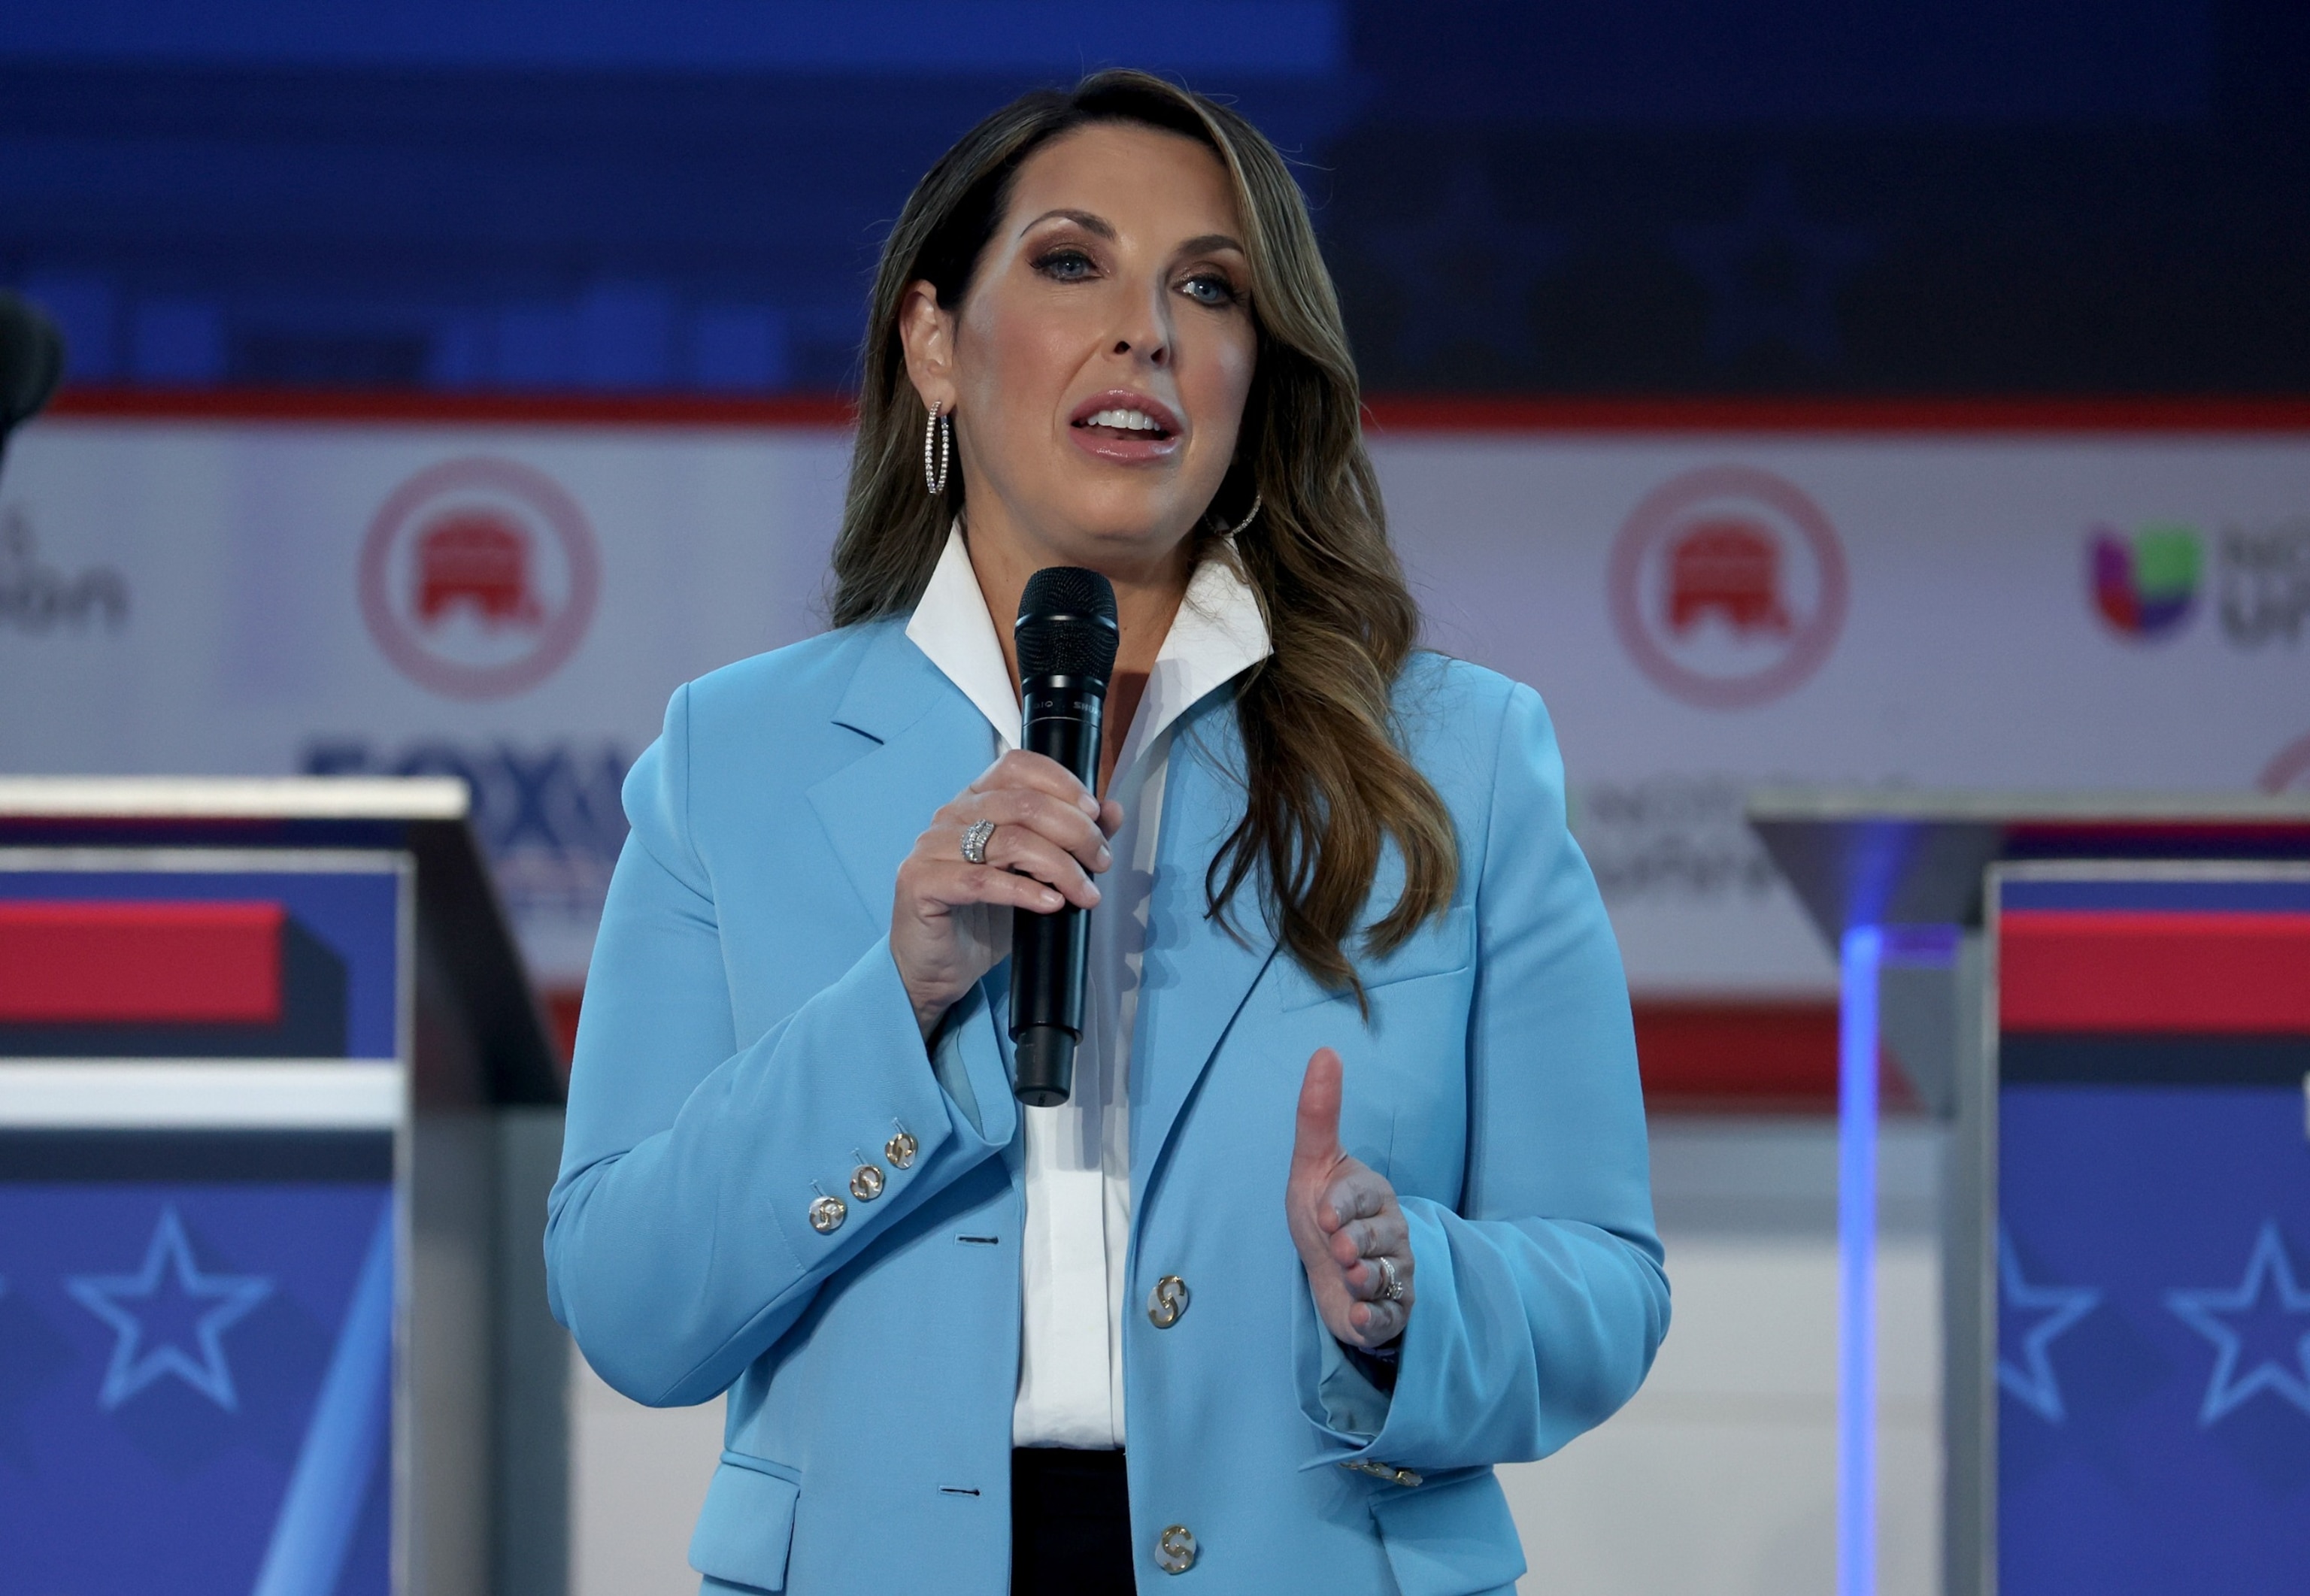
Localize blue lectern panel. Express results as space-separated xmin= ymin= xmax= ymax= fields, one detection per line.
xmin=0 ymin=1136 xmax=395 ymax=1596
xmin=1999 ymin=1082 xmax=2310 ymax=1591
xmin=0 ymin=867 xmax=402 ymax=1059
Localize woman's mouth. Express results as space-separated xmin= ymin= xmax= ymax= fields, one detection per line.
xmin=1077 ymin=405 xmax=1174 ymax=440
xmin=1068 ymin=392 xmax=1184 ymax=462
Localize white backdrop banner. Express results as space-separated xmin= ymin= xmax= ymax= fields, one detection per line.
xmin=4 ymin=413 xmax=2305 ymax=993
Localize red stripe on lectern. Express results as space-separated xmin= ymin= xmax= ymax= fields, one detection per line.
xmin=0 ymin=901 xmax=286 ymax=1025
xmin=1629 ymin=998 xmax=1917 ymax=1113
xmin=2000 ymin=910 xmax=2310 ymax=1034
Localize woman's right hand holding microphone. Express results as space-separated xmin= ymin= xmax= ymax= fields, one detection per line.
xmin=891 ymin=749 xmax=1121 ymax=1038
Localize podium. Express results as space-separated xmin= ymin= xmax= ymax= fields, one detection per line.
xmin=0 ymin=778 xmax=566 ymax=1596
xmin=1748 ymin=791 xmax=2310 ymax=1596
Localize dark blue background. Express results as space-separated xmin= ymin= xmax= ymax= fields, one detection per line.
xmin=5 ymin=1 xmax=2304 ymax=395
xmin=0 ymin=1183 xmax=392 ymax=1596
xmin=1999 ymin=1084 xmax=2310 ymax=1594
xmin=0 ymin=868 xmax=404 ymax=1058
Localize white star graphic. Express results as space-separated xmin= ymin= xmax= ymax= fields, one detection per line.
xmin=66 ymin=1206 xmax=274 ymax=1413
xmin=1997 ymin=1225 xmax=2102 ymax=1424
xmin=2166 ymin=1219 xmax=2310 ymax=1426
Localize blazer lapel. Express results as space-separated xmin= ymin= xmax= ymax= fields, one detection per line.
xmin=806 ymin=622 xmax=998 ymax=931
xmin=1129 ymin=687 xmax=1278 ymax=1212
xmin=812 ymin=625 xmax=1275 ymax=1202
xmin=805 ymin=623 xmax=1026 ymax=1185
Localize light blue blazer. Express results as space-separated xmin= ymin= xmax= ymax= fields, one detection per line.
xmin=547 ymin=617 xmax=1669 ymax=1596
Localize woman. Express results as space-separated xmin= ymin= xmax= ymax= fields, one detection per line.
xmin=547 ymin=71 xmax=1667 ymax=1596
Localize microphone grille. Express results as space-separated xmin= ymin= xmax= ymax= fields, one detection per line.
xmin=1015 ymin=566 xmax=1120 ymax=683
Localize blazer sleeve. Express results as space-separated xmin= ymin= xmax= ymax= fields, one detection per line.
xmin=1302 ymin=678 xmax=1670 ymax=1473
xmin=544 ymin=683 xmax=1017 ymax=1408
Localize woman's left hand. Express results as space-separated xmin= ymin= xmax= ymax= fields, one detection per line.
xmin=1287 ymin=1046 xmax=1413 ymax=1349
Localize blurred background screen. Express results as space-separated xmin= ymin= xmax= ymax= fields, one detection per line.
xmin=0 ymin=0 xmax=2299 ymax=396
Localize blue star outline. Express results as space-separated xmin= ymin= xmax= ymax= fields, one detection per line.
xmin=1997 ymin=1224 xmax=2102 ymax=1424
xmin=67 ymin=1205 xmax=274 ymax=1413
xmin=2166 ymin=1219 xmax=2310 ymax=1426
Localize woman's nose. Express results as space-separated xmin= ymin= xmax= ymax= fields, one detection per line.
xmin=1108 ymin=288 xmax=1172 ymax=368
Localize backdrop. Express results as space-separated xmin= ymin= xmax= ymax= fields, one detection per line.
xmin=3 ymin=402 xmax=2305 ymax=1000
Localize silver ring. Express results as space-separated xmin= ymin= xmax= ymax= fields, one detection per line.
xmin=959 ymin=818 xmax=995 ymax=866
xmin=1375 ymin=1253 xmax=1405 ymax=1304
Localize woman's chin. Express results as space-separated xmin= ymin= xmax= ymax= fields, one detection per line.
xmin=1021 ymin=502 xmax=1204 ymax=573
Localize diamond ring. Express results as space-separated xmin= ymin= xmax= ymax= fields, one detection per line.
xmin=960 ymin=818 xmax=996 ymax=866
xmin=1375 ymin=1253 xmax=1405 ymax=1304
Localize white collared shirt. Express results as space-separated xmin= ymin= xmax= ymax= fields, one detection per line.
xmin=905 ymin=523 xmax=1271 ymax=1449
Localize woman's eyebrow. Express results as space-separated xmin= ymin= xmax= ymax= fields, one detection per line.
xmin=1175 ymin=233 xmax=1247 ymax=256
xmin=1017 ymin=207 xmax=1116 ymax=240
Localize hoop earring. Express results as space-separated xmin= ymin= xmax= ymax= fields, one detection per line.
xmin=923 ymin=403 xmax=952 ymax=498
xmin=1220 ymin=492 xmax=1262 ymax=538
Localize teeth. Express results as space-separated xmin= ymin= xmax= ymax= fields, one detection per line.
xmin=1086 ymin=407 xmax=1163 ymax=432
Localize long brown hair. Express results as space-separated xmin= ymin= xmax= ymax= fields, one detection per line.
xmin=829 ymin=70 xmax=1455 ymax=995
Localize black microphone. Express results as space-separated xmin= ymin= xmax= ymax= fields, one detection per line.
xmin=1009 ymin=566 xmax=1119 ymax=1107
xmin=0 ymin=290 xmax=66 ymax=470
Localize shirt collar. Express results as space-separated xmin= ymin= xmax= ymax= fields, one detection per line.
xmin=904 ymin=521 xmax=1272 ymax=768
xmin=905 ymin=522 xmax=1023 ymax=747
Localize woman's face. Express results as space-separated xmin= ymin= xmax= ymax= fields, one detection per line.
xmin=904 ymin=121 xmax=1259 ymax=580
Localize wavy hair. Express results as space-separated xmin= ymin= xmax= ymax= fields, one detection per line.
xmin=829 ymin=70 xmax=1455 ymax=996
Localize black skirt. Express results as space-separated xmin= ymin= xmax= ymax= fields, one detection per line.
xmin=1011 ymin=1446 xmax=1135 ymax=1594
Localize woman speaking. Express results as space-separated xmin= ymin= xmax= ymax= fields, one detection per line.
xmin=547 ymin=71 xmax=1668 ymax=1596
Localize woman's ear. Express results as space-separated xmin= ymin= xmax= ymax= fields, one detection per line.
xmin=897 ymin=280 xmax=957 ymax=414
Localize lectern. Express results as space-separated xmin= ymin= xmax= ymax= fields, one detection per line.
xmin=0 ymin=778 xmax=567 ymax=1596
xmin=1748 ymin=791 xmax=2310 ymax=1596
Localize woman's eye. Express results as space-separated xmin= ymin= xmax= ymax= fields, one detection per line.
xmin=1180 ymin=273 xmax=1240 ymax=307
xmin=1034 ymin=249 xmax=1096 ymax=281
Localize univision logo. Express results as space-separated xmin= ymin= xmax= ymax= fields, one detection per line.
xmin=2089 ymin=523 xmax=2200 ymax=640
